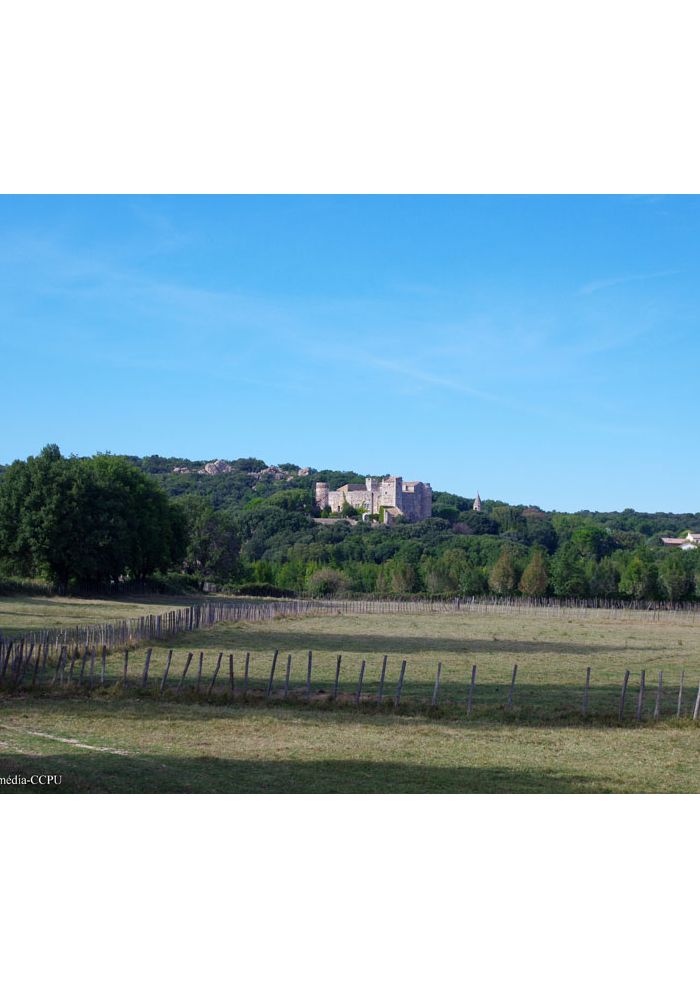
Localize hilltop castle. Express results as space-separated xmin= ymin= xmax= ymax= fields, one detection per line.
xmin=315 ymin=476 xmax=433 ymax=523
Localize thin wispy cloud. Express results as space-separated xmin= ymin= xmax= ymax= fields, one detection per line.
xmin=3 ymin=194 xmax=697 ymax=510
xmin=359 ymin=354 xmax=502 ymax=402
xmin=577 ymin=269 xmax=681 ymax=296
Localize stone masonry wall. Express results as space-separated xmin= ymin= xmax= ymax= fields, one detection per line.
xmin=316 ymin=475 xmax=432 ymax=522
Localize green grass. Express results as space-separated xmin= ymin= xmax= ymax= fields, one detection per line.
xmin=22 ymin=607 xmax=700 ymax=721
xmin=1 ymin=696 xmax=698 ymax=793
xmin=2 ymin=604 xmax=700 ymax=792
xmin=0 ymin=593 xmax=193 ymax=635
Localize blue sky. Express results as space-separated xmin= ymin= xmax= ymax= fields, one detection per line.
xmin=1 ymin=194 xmax=698 ymax=513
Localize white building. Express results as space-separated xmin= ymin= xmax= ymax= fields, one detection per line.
xmin=661 ymin=531 xmax=700 ymax=551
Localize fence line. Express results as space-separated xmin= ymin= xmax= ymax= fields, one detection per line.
xmin=2 ymin=641 xmax=700 ymax=723
xmin=2 ymin=593 xmax=700 ymax=666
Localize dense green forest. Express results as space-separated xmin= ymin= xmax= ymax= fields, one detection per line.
xmin=2 ymin=447 xmax=700 ymax=602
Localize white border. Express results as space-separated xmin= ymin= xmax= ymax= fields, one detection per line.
xmin=2 ymin=2 xmax=699 ymax=984
xmin=2 ymin=796 xmax=699 ymax=987
xmin=1 ymin=1 xmax=699 ymax=192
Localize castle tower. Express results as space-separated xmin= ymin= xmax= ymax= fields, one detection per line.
xmin=379 ymin=476 xmax=403 ymax=513
xmin=473 ymin=491 xmax=482 ymax=513
xmin=315 ymin=482 xmax=329 ymax=510
xmin=365 ymin=476 xmax=380 ymax=515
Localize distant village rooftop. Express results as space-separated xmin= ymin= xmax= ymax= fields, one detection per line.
xmin=661 ymin=532 xmax=700 ymax=550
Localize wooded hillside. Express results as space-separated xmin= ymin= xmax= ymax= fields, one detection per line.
xmin=2 ymin=448 xmax=700 ymax=601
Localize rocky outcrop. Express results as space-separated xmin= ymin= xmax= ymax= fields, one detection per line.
xmin=199 ymin=460 xmax=234 ymax=475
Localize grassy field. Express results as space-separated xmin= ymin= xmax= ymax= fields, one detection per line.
xmin=0 ymin=593 xmax=192 ymax=635
xmin=27 ymin=606 xmax=700 ymax=719
xmin=2 ymin=599 xmax=700 ymax=792
xmin=1 ymin=697 xmax=698 ymax=792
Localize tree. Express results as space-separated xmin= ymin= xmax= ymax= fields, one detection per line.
xmin=456 ymin=513 xmax=499 ymax=536
xmin=458 ymin=563 xmax=488 ymax=596
xmin=376 ymin=558 xmax=420 ymax=594
xmin=421 ymin=548 xmax=469 ymax=594
xmin=524 ymin=517 xmax=558 ymax=553
xmin=550 ymin=544 xmax=589 ymax=597
xmin=0 ymin=446 xmax=185 ymax=587
xmin=434 ymin=505 xmax=459 ymax=523
xmin=519 ymin=550 xmax=549 ymax=597
xmin=340 ymin=499 xmax=361 ymax=518
xmin=266 ymin=488 xmax=314 ymax=513
xmin=619 ymin=552 xmax=659 ymax=601
xmin=659 ymin=551 xmax=694 ymax=602
xmin=569 ymin=526 xmax=617 ymax=561
xmin=179 ymin=496 xmax=241 ymax=579
xmin=589 ymin=556 xmax=620 ymax=598
xmin=389 ymin=559 xmax=419 ymax=593
xmin=306 ymin=567 xmax=349 ymax=596
xmin=488 ymin=546 xmax=518 ymax=595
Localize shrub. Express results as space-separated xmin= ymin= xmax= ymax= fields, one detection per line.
xmin=232 ymin=582 xmax=296 ymax=598
xmin=0 ymin=576 xmax=55 ymax=597
xmin=306 ymin=568 xmax=350 ymax=597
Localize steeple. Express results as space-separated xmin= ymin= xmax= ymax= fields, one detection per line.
xmin=473 ymin=491 xmax=482 ymax=513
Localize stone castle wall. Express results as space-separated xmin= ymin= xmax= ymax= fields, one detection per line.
xmin=315 ymin=475 xmax=432 ymax=522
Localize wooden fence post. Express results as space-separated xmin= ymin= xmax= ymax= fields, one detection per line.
xmin=636 ymin=670 xmax=645 ymax=722
xmin=0 ymin=641 xmax=12 ymax=681
xmin=15 ymin=643 xmax=32 ymax=687
xmin=693 ymin=680 xmax=700 ymax=721
xmin=142 ymin=647 xmax=153 ymax=688
xmin=377 ymin=655 xmax=388 ymax=705
xmin=431 ymin=662 xmax=442 ymax=707
xmin=160 ymin=650 xmax=173 ymax=696
xmin=31 ymin=648 xmax=41 ymax=688
xmin=177 ymin=652 xmax=194 ymax=693
xmin=101 ymin=644 xmax=107 ymax=686
xmin=284 ymin=654 xmax=292 ymax=699
xmin=52 ymin=646 xmax=66 ymax=686
xmin=582 ymin=666 xmax=591 ymax=717
xmin=12 ymin=641 xmax=24 ymax=682
xmin=266 ymin=650 xmax=279 ymax=698
xmin=355 ymin=660 xmax=366 ymax=706
xmin=243 ymin=652 xmax=250 ymax=698
xmin=654 ymin=671 xmax=663 ymax=720
xmin=16 ymin=643 xmax=34 ymax=687
xmin=618 ymin=670 xmax=630 ymax=721
xmin=65 ymin=647 xmax=77 ymax=684
xmin=305 ymin=650 xmax=312 ymax=701
xmin=60 ymin=646 xmax=69 ymax=685
xmin=208 ymin=653 xmax=223 ymax=697
xmin=677 ymin=670 xmax=684 ymax=718
xmin=196 ymin=652 xmax=204 ymax=693
xmin=507 ymin=664 xmax=518 ymax=709
xmin=122 ymin=649 xmax=129 ymax=686
xmin=467 ymin=664 xmax=477 ymax=716
xmin=229 ymin=654 xmax=235 ymax=697
xmin=394 ymin=660 xmax=407 ymax=709
xmin=333 ymin=655 xmax=341 ymax=700
xmin=78 ymin=646 xmax=88 ymax=685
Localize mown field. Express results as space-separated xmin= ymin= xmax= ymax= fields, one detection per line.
xmin=1 ymin=598 xmax=699 ymax=792
xmin=20 ymin=606 xmax=700 ymax=719
xmin=0 ymin=593 xmax=191 ymax=634
xmin=0 ymin=698 xmax=698 ymax=792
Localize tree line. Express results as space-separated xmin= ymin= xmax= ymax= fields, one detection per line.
xmin=1 ymin=446 xmax=699 ymax=602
